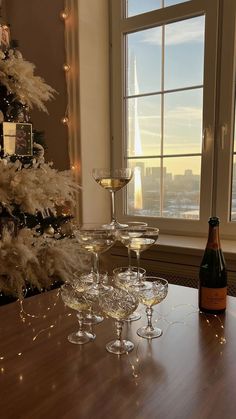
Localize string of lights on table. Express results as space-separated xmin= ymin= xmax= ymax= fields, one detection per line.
xmin=0 ymin=295 xmax=227 ymax=383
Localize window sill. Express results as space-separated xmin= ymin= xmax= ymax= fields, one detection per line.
xmin=107 ymin=233 xmax=236 ymax=295
xmin=157 ymin=234 xmax=236 ymax=258
xmin=110 ymin=234 xmax=236 ymax=270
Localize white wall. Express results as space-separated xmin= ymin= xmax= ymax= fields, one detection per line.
xmin=78 ymin=0 xmax=110 ymax=224
xmin=5 ymin=0 xmax=70 ymax=170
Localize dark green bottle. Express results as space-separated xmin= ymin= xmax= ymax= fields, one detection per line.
xmin=199 ymin=217 xmax=227 ymax=314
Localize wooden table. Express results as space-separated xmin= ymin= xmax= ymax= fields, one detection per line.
xmin=0 ymin=284 xmax=236 ymax=419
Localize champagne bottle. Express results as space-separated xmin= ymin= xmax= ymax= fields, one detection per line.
xmin=199 ymin=217 xmax=227 ymax=314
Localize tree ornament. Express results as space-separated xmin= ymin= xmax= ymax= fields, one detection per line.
xmin=0 ymin=110 xmax=4 ymax=123
xmin=44 ymin=225 xmax=55 ymax=236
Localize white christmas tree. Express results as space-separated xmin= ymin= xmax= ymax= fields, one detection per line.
xmin=0 ymin=22 xmax=86 ymax=300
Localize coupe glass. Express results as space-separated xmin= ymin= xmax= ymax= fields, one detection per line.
xmin=99 ymin=287 xmax=138 ymax=355
xmin=113 ymin=266 xmax=146 ymax=282
xmin=75 ymin=225 xmax=115 ymax=293
xmin=92 ymin=168 xmax=133 ymax=229
xmin=113 ymin=221 xmax=147 ymax=322
xmin=136 ymin=277 xmax=168 ymax=339
xmin=116 ymin=221 xmax=148 ymax=279
xmin=113 ymin=266 xmax=146 ymax=322
xmin=70 ymin=271 xmax=105 ymax=325
xmin=60 ymin=283 xmax=96 ymax=344
xmin=126 ymin=227 xmax=159 ymax=286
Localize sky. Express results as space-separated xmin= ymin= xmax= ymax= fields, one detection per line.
xmin=127 ymin=0 xmax=189 ymax=17
xmin=125 ymin=6 xmax=205 ymax=176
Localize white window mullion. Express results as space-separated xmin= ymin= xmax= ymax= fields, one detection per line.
xmin=160 ymin=24 xmax=165 ymax=216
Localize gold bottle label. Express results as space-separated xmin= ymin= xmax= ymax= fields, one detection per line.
xmin=201 ymin=287 xmax=227 ymax=310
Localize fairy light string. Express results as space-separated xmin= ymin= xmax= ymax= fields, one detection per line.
xmin=60 ymin=2 xmax=70 ymax=128
xmin=125 ymin=303 xmax=227 ymax=380
xmin=0 ymin=299 xmax=228 ymax=381
xmin=18 ymin=290 xmax=60 ymax=322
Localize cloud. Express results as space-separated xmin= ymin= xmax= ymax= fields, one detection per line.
xmin=140 ymin=129 xmax=161 ymax=137
xmin=165 ymin=106 xmax=202 ymax=121
xmin=142 ymin=17 xmax=204 ymax=46
xmin=128 ymin=106 xmax=202 ymax=122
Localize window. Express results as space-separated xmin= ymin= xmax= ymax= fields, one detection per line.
xmin=126 ymin=0 xmax=190 ymax=18
xmin=125 ymin=16 xmax=204 ymax=220
xmin=110 ymin=0 xmax=236 ymax=237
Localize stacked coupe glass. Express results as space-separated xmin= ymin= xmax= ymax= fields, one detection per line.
xmin=60 ymin=168 xmax=168 ymax=355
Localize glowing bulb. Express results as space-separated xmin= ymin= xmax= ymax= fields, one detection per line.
xmin=61 ymin=116 xmax=69 ymax=125
xmin=60 ymin=10 xmax=69 ymax=20
xmin=63 ymin=63 xmax=71 ymax=72
xmin=71 ymin=164 xmax=80 ymax=171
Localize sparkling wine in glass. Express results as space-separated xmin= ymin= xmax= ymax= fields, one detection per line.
xmin=136 ymin=277 xmax=168 ymax=339
xmin=92 ymin=168 xmax=133 ymax=229
xmin=75 ymin=225 xmax=115 ymax=293
xmin=60 ymin=283 xmax=96 ymax=344
xmin=116 ymin=221 xmax=148 ymax=280
xmin=128 ymin=227 xmax=159 ymax=286
xmin=99 ymin=287 xmax=138 ymax=355
xmin=129 ymin=237 xmax=155 ymax=283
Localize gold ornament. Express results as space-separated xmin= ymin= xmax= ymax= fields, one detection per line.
xmin=0 ymin=111 xmax=4 ymax=123
xmin=60 ymin=221 xmax=73 ymax=237
xmin=44 ymin=225 xmax=55 ymax=236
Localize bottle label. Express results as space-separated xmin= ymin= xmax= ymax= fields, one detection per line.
xmin=201 ymin=287 xmax=227 ymax=310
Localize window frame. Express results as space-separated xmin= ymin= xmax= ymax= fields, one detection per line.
xmin=215 ymin=0 xmax=236 ymax=237
xmin=110 ymin=0 xmax=221 ymax=236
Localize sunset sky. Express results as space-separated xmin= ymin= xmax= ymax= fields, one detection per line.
xmin=125 ymin=8 xmax=205 ymax=175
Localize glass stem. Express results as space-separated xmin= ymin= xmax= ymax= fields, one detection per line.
xmin=146 ymin=306 xmax=154 ymax=331
xmin=110 ymin=191 xmax=116 ymax=223
xmin=90 ymin=254 xmax=94 ymax=274
xmin=77 ymin=311 xmax=84 ymax=332
xmin=87 ymin=305 xmax=93 ymax=319
xmin=136 ymin=250 xmax=141 ymax=283
xmin=93 ymin=252 xmax=100 ymax=285
xmin=115 ymin=320 xmax=123 ymax=346
xmin=127 ymin=246 xmax=132 ymax=271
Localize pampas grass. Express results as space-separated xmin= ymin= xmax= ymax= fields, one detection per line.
xmin=0 ymin=159 xmax=80 ymax=214
xmin=0 ymin=49 xmax=56 ymax=112
xmin=0 ymin=229 xmax=91 ymax=299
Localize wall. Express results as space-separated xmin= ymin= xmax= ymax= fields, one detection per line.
xmin=78 ymin=0 xmax=110 ymax=223
xmin=4 ymin=0 xmax=112 ymax=222
xmin=4 ymin=0 xmax=70 ymax=170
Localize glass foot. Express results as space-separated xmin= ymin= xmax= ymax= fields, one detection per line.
xmin=137 ymin=326 xmax=162 ymax=339
xmin=114 ymin=267 xmax=146 ymax=281
xmin=102 ymin=221 xmax=128 ymax=230
xmin=83 ymin=313 xmax=104 ymax=325
xmin=88 ymin=284 xmax=113 ymax=296
xmin=67 ymin=330 xmax=96 ymax=345
xmin=131 ymin=281 xmax=152 ymax=291
xmin=124 ymin=311 xmax=141 ymax=322
xmin=73 ymin=272 xmax=108 ymax=291
xmin=106 ymin=339 xmax=134 ymax=355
